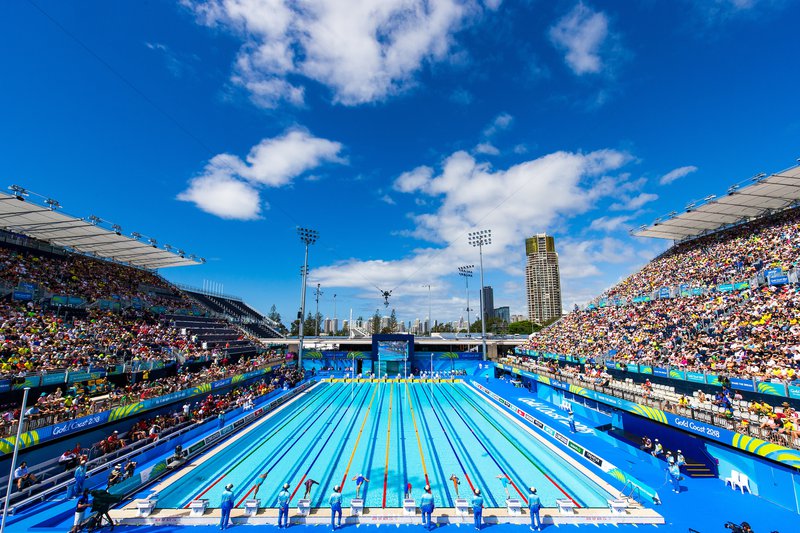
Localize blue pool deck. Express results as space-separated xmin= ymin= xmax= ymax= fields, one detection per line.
xmin=4 ymin=376 xmax=797 ymax=532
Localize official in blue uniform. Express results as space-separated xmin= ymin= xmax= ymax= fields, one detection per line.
xmin=528 ymin=487 xmax=541 ymax=531
xmin=668 ymin=463 xmax=681 ymax=493
xmin=471 ymin=489 xmax=484 ymax=530
xmin=329 ymin=485 xmax=343 ymax=529
xmin=73 ymin=461 xmax=87 ymax=496
xmin=277 ymin=483 xmax=291 ymax=528
xmin=220 ymin=483 xmax=235 ymax=530
xmin=419 ymin=485 xmax=435 ymax=530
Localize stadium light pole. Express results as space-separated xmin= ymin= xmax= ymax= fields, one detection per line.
xmin=421 ymin=284 xmax=432 ymax=335
xmin=458 ymin=265 xmax=474 ymax=337
xmin=1 ymin=387 xmax=29 ymax=533
xmin=314 ymin=283 xmax=323 ymax=337
xmin=468 ymin=230 xmax=491 ymax=360
xmin=297 ymin=227 xmax=318 ymax=370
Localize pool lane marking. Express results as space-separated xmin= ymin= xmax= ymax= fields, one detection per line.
xmin=436 ymin=383 xmax=529 ymax=505
xmin=449 ymin=383 xmax=581 ymax=508
xmin=288 ymin=382 xmax=379 ymax=504
xmin=462 ymin=381 xmax=620 ymax=503
xmin=405 ymin=381 xmax=431 ymax=486
xmin=185 ymin=383 xmax=338 ymax=507
xmin=180 ymin=382 xmax=331 ymax=507
xmin=419 ymin=385 xmax=476 ymax=496
xmin=337 ymin=382 xmax=381 ymax=491
xmin=381 ymin=381 xmax=394 ymax=508
xmin=158 ymin=381 xmax=323 ymax=503
xmin=233 ymin=382 xmax=357 ymax=507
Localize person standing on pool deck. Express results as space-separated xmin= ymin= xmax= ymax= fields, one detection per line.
xmin=405 ymin=482 xmax=412 ymax=499
xmin=496 ymin=474 xmax=511 ymax=499
xmin=277 ymin=483 xmax=291 ymax=528
xmin=329 ymin=485 xmax=343 ymax=529
xmin=351 ymin=473 xmax=369 ymax=498
xmin=567 ymin=409 xmax=576 ymax=433
xmin=668 ymin=462 xmax=681 ymax=494
xmin=419 ymin=485 xmax=435 ymax=530
xmin=449 ymin=474 xmax=460 ymax=498
xmin=528 ymin=487 xmax=541 ymax=531
xmin=303 ymin=479 xmax=319 ymax=500
xmin=220 ymin=483 xmax=235 ymax=530
xmin=471 ymin=489 xmax=484 ymax=530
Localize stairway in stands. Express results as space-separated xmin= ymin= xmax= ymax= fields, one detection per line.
xmin=182 ymin=290 xmax=284 ymax=338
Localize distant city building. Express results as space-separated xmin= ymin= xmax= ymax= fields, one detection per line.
xmin=510 ymin=314 xmax=527 ymax=323
xmin=494 ymin=306 xmax=510 ymax=323
xmin=481 ymin=286 xmax=495 ymax=322
xmin=525 ymin=233 xmax=563 ymax=324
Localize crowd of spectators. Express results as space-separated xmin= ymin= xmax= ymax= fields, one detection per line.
xmin=0 ymin=246 xmax=193 ymax=307
xmin=525 ymin=207 xmax=800 ymax=384
xmin=0 ymin=351 xmax=287 ymax=438
xmin=499 ymin=355 xmax=800 ymax=449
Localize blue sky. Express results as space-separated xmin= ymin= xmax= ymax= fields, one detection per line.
xmin=1 ymin=0 xmax=799 ymax=325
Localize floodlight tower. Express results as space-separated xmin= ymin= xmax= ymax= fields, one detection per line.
xmin=458 ymin=265 xmax=474 ymax=336
xmin=468 ymin=229 xmax=491 ymax=360
xmin=297 ymin=227 xmax=318 ymax=368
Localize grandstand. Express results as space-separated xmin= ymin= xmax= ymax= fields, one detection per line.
xmin=514 ymin=164 xmax=800 ymax=453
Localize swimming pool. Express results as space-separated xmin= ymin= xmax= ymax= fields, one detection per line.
xmin=155 ymin=380 xmax=614 ymax=510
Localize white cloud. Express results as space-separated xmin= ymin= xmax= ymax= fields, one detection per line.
xmin=610 ymin=192 xmax=658 ymax=211
xmin=589 ymin=215 xmax=632 ymax=232
xmin=380 ymin=194 xmax=396 ymax=205
xmin=549 ymin=3 xmax=609 ymax=75
xmin=483 ymin=112 xmax=513 ymax=137
xmin=178 ymin=127 xmax=344 ymax=219
xmin=474 ymin=142 xmax=500 ymax=155
xmin=185 ymin=0 xmax=498 ymax=107
xmin=312 ymin=148 xmax=632 ymax=296
xmin=659 ymin=165 xmax=698 ymax=185
xmin=177 ymin=174 xmax=262 ymax=220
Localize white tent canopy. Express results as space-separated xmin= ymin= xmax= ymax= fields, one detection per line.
xmin=0 ymin=190 xmax=200 ymax=269
xmin=633 ymin=164 xmax=800 ymax=241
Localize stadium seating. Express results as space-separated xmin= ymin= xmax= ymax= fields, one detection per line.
xmin=525 ymin=206 xmax=800 ymax=384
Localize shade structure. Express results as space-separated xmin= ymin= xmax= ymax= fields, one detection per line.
xmin=633 ymin=164 xmax=800 ymax=241
xmin=0 ymin=191 xmax=199 ymax=269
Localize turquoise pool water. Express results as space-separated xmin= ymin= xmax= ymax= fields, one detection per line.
xmin=155 ymin=381 xmax=612 ymax=510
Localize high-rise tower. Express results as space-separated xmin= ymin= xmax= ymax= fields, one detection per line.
xmin=525 ymin=233 xmax=562 ymax=323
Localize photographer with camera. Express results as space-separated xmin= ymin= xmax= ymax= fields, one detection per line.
xmin=724 ymin=521 xmax=754 ymax=533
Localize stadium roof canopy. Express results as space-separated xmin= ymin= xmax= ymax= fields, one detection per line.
xmin=633 ymin=164 xmax=800 ymax=241
xmin=0 ymin=187 xmax=201 ymax=269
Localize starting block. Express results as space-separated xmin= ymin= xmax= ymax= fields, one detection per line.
xmin=556 ymin=498 xmax=576 ymax=515
xmin=403 ymin=499 xmax=416 ymax=516
xmin=244 ymin=499 xmax=260 ymax=516
xmin=350 ymin=498 xmax=364 ymax=516
xmin=136 ymin=499 xmax=157 ymax=517
xmin=506 ymin=498 xmax=522 ymax=516
xmin=297 ymin=499 xmax=311 ymax=516
xmin=455 ymin=498 xmax=469 ymax=516
xmin=607 ymin=499 xmax=628 ymax=515
xmin=189 ymin=499 xmax=208 ymax=517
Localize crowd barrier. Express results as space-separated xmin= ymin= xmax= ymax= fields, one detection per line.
xmin=496 ymin=363 xmax=800 ymax=471
xmin=0 ymin=363 xmax=289 ymax=456
xmin=514 ymin=349 xmax=800 ymax=400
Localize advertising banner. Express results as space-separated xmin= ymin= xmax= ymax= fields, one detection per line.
xmin=653 ymin=367 xmax=669 ymax=378
xmin=788 ymin=385 xmax=800 ymax=400
xmin=686 ymin=372 xmax=706 ymax=384
xmin=730 ymin=377 xmax=756 ymax=392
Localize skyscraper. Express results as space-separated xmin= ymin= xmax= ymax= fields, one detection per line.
xmin=525 ymin=233 xmax=562 ymax=324
xmin=481 ymin=286 xmax=494 ymax=322
xmin=494 ymin=306 xmax=510 ymax=323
